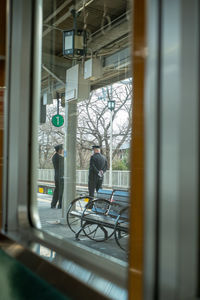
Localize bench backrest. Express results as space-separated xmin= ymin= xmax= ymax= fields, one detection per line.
xmin=112 ymin=190 xmax=129 ymax=204
xmin=97 ymin=189 xmax=129 ymax=201
xmin=92 ymin=200 xmax=122 ymax=218
xmin=97 ymin=189 xmax=113 ymax=200
xmin=93 ymin=189 xmax=129 ymax=218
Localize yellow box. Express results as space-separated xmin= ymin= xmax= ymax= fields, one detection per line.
xmin=39 ymin=187 xmax=44 ymax=193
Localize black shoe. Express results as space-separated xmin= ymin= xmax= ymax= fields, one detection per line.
xmin=57 ymin=206 xmax=62 ymax=209
xmin=51 ymin=206 xmax=56 ymax=209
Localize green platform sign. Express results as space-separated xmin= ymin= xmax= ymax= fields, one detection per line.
xmin=52 ymin=114 xmax=64 ymax=127
xmin=47 ymin=188 xmax=53 ymax=195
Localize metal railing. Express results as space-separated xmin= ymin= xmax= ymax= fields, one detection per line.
xmin=38 ymin=169 xmax=130 ymax=189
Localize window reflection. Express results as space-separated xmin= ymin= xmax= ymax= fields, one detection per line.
xmin=37 ymin=0 xmax=132 ymax=263
xmin=35 ymin=245 xmax=56 ymax=261
xmin=33 ymin=244 xmax=127 ymax=300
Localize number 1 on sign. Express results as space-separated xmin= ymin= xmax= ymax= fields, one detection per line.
xmin=52 ymin=114 xmax=64 ymax=127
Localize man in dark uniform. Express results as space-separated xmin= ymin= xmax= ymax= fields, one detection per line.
xmin=88 ymin=145 xmax=107 ymax=197
xmin=51 ymin=144 xmax=64 ymax=209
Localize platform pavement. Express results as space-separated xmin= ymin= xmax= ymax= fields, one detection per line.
xmin=37 ymin=193 xmax=128 ymax=262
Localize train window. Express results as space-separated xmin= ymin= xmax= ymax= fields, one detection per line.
xmin=30 ymin=0 xmax=132 ymax=294
xmin=2 ymin=0 xmax=133 ymax=297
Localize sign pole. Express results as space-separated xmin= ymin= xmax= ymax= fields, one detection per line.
xmin=56 ymin=92 xmax=60 ymax=114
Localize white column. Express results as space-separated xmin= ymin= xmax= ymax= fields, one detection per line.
xmin=61 ymin=99 xmax=77 ymax=223
xmin=109 ymin=109 xmax=113 ymax=187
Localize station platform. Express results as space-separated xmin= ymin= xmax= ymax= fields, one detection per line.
xmin=37 ymin=193 xmax=128 ymax=262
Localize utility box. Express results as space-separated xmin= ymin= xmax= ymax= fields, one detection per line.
xmin=84 ymin=58 xmax=102 ymax=80
xmin=43 ymin=92 xmax=53 ymax=105
xmin=66 ymin=64 xmax=90 ymax=101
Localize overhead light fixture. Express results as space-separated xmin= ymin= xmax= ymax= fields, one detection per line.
xmin=63 ymin=29 xmax=85 ymax=56
xmin=63 ymin=9 xmax=86 ymax=57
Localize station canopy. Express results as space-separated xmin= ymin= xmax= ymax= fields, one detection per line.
xmin=42 ymin=0 xmax=131 ymax=98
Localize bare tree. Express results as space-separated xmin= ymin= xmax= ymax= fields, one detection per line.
xmin=38 ymin=80 xmax=132 ymax=169
xmin=77 ymin=79 xmax=132 ymax=167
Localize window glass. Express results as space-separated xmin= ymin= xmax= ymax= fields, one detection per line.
xmin=37 ymin=0 xmax=132 ymax=263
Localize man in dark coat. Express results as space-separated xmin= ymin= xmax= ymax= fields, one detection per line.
xmin=51 ymin=144 xmax=64 ymax=209
xmin=88 ymin=145 xmax=107 ymax=197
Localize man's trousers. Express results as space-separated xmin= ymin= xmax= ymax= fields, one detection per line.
xmin=51 ymin=178 xmax=64 ymax=208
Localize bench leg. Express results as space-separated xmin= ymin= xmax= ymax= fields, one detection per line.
xmin=82 ymin=222 xmax=109 ymax=242
xmin=75 ymin=221 xmax=88 ymax=240
xmin=98 ymin=225 xmax=108 ymax=241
